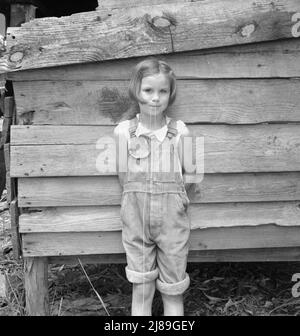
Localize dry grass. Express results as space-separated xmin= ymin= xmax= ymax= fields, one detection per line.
xmin=1 ymin=205 xmax=300 ymax=316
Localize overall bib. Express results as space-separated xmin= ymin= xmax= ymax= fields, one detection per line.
xmin=120 ymin=117 xmax=191 ymax=295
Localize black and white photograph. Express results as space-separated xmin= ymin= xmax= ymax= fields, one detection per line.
xmin=0 ymin=0 xmax=300 ymax=321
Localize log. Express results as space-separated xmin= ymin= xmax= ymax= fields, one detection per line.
xmin=2 ymin=0 xmax=300 ymax=71
xmin=18 ymin=201 xmax=300 ymax=233
xmin=24 ymin=257 xmax=49 ymax=316
xmin=21 ymin=225 xmax=300 ymax=256
xmin=17 ymin=172 xmax=300 ymax=207
xmin=10 ymin=124 xmax=300 ymax=176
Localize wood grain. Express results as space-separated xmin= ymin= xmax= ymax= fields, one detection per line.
xmin=7 ymin=39 xmax=300 ymax=81
xmin=10 ymin=199 xmax=20 ymax=259
xmin=19 ymin=201 xmax=300 ymax=233
xmin=24 ymin=257 xmax=49 ymax=316
xmin=49 ymin=247 xmax=300 ymax=264
xmin=97 ymin=0 xmax=199 ymax=10
xmin=17 ymin=172 xmax=300 ymax=207
xmin=21 ymin=224 xmax=300 ymax=256
xmin=2 ymin=0 xmax=300 ymax=71
xmin=10 ymin=124 xmax=300 ymax=176
xmin=12 ymin=79 xmax=300 ymax=125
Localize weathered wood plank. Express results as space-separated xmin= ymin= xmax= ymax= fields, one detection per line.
xmin=2 ymin=0 xmax=300 ymax=72
xmin=7 ymin=39 xmax=300 ymax=81
xmin=17 ymin=172 xmax=300 ymax=207
xmin=97 ymin=0 xmax=197 ymax=10
xmin=49 ymin=247 xmax=300 ymax=264
xmin=10 ymin=124 xmax=300 ymax=176
xmin=19 ymin=201 xmax=300 ymax=233
xmin=24 ymin=257 xmax=49 ymax=316
xmin=21 ymin=225 xmax=300 ymax=256
xmin=13 ymin=78 xmax=300 ymax=125
xmin=11 ymin=125 xmax=113 ymax=145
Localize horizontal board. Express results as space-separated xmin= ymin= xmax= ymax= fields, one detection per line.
xmin=7 ymin=39 xmax=300 ymax=81
xmin=2 ymin=0 xmax=299 ymax=71
xmin=13 ymin=79 xmax=300 ymax=125
xmin=17 ymin=172 xmax=300 ymax=207
xmin=19 ymin=201 xmax=300 ymax=233
xmin=22 ymin=225 xmax=300 ymax=256
xmin=49 ymin=247 xmax=300 ymax=264
xmin=10 ymin=124 xmax=300 ymax=176
xmin=97 ymin=0 xmax=195 ymax=10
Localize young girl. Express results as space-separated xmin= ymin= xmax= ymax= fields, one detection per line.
xmin=114 ymin=57 xmax=193 ymax=316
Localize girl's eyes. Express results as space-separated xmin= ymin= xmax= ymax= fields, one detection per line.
xmin=143 ymin=88 xmax=169 ymax=93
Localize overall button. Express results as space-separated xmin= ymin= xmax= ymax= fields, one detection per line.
xmin=128 ymin=136 xmax=150 ymax=159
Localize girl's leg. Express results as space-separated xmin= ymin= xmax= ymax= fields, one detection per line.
xmin=132 ymin=281 xmax=156 ymax=316
xmin=161 ymin=293 xmax=184 ymax=316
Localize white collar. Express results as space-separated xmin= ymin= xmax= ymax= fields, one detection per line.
xmin=135 ymin=114 xmax=171 ymax=142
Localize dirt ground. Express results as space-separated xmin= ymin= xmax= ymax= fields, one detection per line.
xmin=1 ymin=197 xmax=300 ymax=316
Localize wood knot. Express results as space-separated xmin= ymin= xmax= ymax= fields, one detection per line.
xmin=9 ymin=51 xmax=24 ymax=63
xmin=148 ymin=12 xmax=177 ymax=32
xmin=152 ymin=16 xmax=172 ymax=28
xmin=240 ymin=23 xmax=256 ymax=37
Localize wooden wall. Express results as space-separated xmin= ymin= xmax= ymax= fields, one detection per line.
xmin=8 ymin=39 xmax=300 ymax=258
xmin=5 ymin=0 xmax=300 ymax=259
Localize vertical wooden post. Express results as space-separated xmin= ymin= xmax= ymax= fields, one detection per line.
xmin=2 ymin=97 xmax=15 ymax=204
xmin=10 ymin=198 xmax=21 ymax=258
xmin=9 ymin=1 xmax=45 ymax=317
xmin=24 ymin=257 xmax=49 ymax=316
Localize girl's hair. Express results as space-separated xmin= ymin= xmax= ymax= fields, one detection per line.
xmin=128 ymin=57 xmax=176 ymax=106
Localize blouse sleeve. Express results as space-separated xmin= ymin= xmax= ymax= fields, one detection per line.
xmin=177 ymin=120 xmax=191 ymax=169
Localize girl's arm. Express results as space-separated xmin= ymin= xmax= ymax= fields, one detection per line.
xmin=177 ymin=122 xmax=195 ymax=191
xmin=113 ymin=124 xmax=127 ymax=187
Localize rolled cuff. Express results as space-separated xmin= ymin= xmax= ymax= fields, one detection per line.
xmin=156 ymin=273 xmax=190 ymax=295
xmin=125 ymin=266 xmax=159 ymax=284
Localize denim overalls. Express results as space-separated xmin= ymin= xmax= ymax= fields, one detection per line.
xmin=119 ymin=116 xmax=191 ymax=295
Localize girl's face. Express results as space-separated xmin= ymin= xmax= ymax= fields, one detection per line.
xmin=138 ymin=73 xmax=171 ymax=118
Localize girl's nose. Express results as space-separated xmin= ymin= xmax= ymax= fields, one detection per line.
xmin=152 ymin=93 xmax=159 ymax=101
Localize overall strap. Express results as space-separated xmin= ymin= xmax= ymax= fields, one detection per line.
xmin=166 ymin=119 xmax=178 ymax=139
xmin=128 ymin=117 xmax=139 ymax=138
xmin=128 ymin=116 xmax=178 ymax=139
